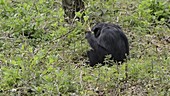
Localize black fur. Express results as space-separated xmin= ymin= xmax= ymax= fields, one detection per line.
xmin=86 ymin=22 xmax=129 ymax=66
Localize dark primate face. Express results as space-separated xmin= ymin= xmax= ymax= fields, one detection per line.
xmin=93 ymin=28 xmax=100 ymax=38
xmin=92 ymin=23 xmax=105 ymax=38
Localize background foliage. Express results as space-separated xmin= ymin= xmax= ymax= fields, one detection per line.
xmin=0 ymin=0 xmax=170 ymax=95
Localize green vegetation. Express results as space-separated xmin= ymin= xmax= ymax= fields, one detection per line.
xmin=0 ymin=0 xmax=169 ymax=95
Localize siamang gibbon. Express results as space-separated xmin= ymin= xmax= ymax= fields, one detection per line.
xmin=85 ymin=22 xmax=129 ymax=66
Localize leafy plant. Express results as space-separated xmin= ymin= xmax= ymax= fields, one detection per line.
xmin=0 ymin=0 xmax=169 ymax=95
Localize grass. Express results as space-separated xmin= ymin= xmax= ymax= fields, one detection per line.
xmin=0 ymin=0 xmax=170 ymax=95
